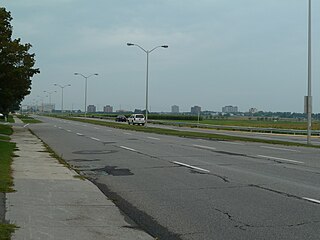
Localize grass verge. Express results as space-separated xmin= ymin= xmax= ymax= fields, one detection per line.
xmin=0 ymin=223 xmax=17 ymax=240
xmin=0 ymin=125 xmax=15 ymax=193
xmin=16 ymin=115 xmax=42 ymax=124
xmin=58 ymin=116 xmax=320 ymax=148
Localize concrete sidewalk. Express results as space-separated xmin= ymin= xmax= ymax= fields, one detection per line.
xmin=5 ymin=120 xmax=154 ymax=240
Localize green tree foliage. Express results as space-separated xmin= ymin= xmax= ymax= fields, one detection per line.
xmin=0 ymin=8 xmax=39 ymax=116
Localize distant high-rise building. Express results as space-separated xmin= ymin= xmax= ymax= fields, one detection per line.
xmin=87 ymin=105 xmax=96 ymax=113
xmin=171 ymin=105 xmax=179 ymax=113
xmin=103 ymin=105 xmax=113 ymax=113
xmin=191 ymin=106 xmax=201 ymax=115
xmin=222 ymin=105 xmax=238 ymax=113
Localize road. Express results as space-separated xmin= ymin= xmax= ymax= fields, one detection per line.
xmin=29 ymin=116 xmax=320 ymax=240
xmin=78 ymin=116 xmax=320 ymax=145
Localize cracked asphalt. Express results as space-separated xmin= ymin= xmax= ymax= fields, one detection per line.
xmin=29 ymin=116 xmax=320 ymax=240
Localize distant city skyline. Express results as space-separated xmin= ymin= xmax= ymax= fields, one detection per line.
xmin=3 ymin=1 xmax=320 ymax=113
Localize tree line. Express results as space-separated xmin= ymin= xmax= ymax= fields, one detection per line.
xmin=0 ymin=7 xmax=39 ymax=119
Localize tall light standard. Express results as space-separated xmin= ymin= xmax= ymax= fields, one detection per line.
xmin=54 ymin=84 xmax=71 ymax=113
xmin=306 ymin=0 xmax=312 ymax=144
xmin=74 ymin=73 xmax=99 ymax=118
xmin=43 ymin=90 xmax=57 ymax=105
xmin=127 ymin=43 xmax=168 ymax=125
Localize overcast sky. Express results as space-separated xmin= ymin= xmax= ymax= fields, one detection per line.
xmin=2 ymin=0 xmax=320 ymax=113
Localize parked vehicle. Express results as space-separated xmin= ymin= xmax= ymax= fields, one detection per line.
xmin=127 ymin=114 xmax=145 ymax=126
xmin=115 ymin=115 xmax=127 ymax=122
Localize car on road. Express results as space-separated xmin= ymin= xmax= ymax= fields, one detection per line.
xmin=127 ymin=114 xmax=145 ymax=126
xmin=115 ymin=115 xmax=127 ymax=122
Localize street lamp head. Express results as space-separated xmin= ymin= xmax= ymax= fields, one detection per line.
xmin=54 ymin=84 xmax=58 ymax=86
xmin=68 ymin=84 xmax=71 ymax=86
xmin=94 ymin=73 xmax=98 ymax=76
xmin=161 ymin=45 xmax=168 ymax=48
xmin=127 ymin=43 xmax=134 ymax=46
xmin=74 ymin=73 xmax=79 ymax=75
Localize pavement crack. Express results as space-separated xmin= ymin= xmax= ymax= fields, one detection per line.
xmin=248 ymin=184 xmax=302 ymax=201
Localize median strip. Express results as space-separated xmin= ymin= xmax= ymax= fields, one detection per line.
xmin=172 ymin=161 xmax=210 ymax=173
xmin=257 ymin=155 xmax=304 ymax=164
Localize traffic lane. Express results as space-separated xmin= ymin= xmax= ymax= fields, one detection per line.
xmin=36 ymin=116 xmax=320 ymax=196
xmin=80 ymin=128 xmax=320 ymax=204
xmin=90 ymin=152 xmax=320 ymax=240
xmin=29 ymin=121 xmax=320 ymax=239
xmin=36 ymin=115 xmax=320 ymax=160
xmin=39 ymin=115 xmax=320 ymax=145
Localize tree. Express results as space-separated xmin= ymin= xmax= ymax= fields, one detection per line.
xmin=0 ymin=8 xmax=40 ymax=118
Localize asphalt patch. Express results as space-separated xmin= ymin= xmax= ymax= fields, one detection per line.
xmin=91 ymin=166 xmax=134 ymax=176
xmin=72 ymin=150 xmax=118 ymax=155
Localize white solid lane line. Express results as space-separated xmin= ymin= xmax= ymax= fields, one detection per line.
xmin=90 ymin=137 xmax=100 ymax=141
xmin=94 ymin=127 xmax=100 ymax=130
xmin=58 ymin=127 xmax=62 ymax=129
xmin=23 ymin=124 xmax=29 ymax=128
xmin=257 ymin=155 xmax=304 ymax=164
xmin=123 ymin=132 xmax=132 ymax=135
xmin=120 ymin=146 xmax=138 ymax=152
xmin=260 ymin=146 xmax=300 ymax=152
xmin=303 ymin=197 xmax=320 ymax=204
xmin=147 ymin=137 xmax=160 ymax=140
xmin=193 ymin=144 xmax=216 ymax=150
xmin=172 ymin=161 xmax=210 ymax=173
xmin=67 ymin=130 xmax=72 ymax=132
xmin=76 ymin=133 xmax=84 ymax=136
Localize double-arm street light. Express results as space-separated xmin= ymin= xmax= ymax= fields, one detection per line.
xmin=74 ymin=73 xmax=98 ymax=118
xmin=127 ymin=42 xmax=168 ymax=125
xmin=54 ymin=84 xmax=71 ymax=113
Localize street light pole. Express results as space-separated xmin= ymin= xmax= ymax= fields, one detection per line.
xmin=74 ymin=73 xmax=99 ymax=118
xmin=127 ymin=43 xmax=168 ymax=126
xmin=307 ymin=0 xmax=312 ymax=144
xmin=43 ymin=90 xmax=57 ymax=105
xmin=54 ymin=84 xmax=71 ymax=113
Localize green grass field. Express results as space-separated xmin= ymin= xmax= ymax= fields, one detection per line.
xmin=153 ymin=118 xmax=320 ymax=130
xmin=57 ymin=116 xmax=319 ymax=148
xmin=0 ymin=125 xmax=17 ymax=239
xmin=17 ymin=115 xmax=42 ymax=124
xmin=0 ymin=125 xmax=15 ymax=193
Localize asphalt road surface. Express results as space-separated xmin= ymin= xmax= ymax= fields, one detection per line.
xmin=29 ymin=116 xmax=320 ymax=240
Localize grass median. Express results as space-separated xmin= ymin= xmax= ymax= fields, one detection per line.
xmin=17 ymin=115 xmax=42 ymax=124
xmin=57 ymin=116 xmax=319 ymax=148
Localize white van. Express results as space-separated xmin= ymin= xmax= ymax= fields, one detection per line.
xmin=127 ymin=114 xmax=145 ymax=126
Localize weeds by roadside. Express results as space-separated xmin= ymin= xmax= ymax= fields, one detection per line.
xmin=0 ymin=223 xmax=17 ymax=240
